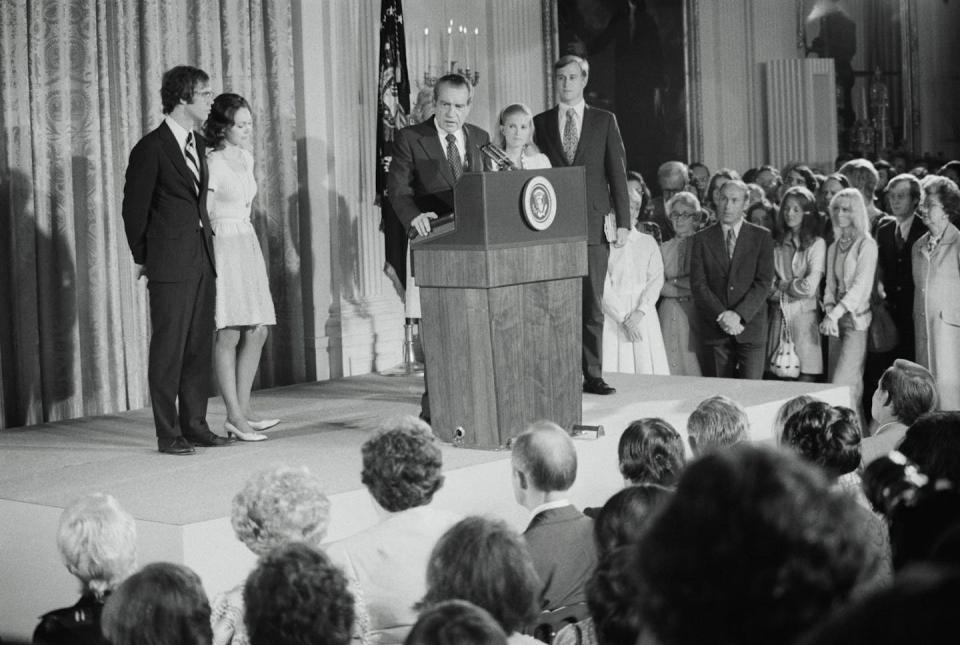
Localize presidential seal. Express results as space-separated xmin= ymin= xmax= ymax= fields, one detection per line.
xmin=521 ymin=176 xmax=557 ymax=231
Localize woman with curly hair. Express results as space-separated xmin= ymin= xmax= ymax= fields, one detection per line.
xmin=326 ymin=415 xmax=460 ymax=644
xmin=211 ymin=465 xmax=331 ymax=645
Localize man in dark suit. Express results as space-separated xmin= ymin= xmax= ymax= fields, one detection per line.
xmin=534 ymin=55 xmax=630 ymax=395
xmin=122 ymin=66 xmax=232 ymax=455
xmin=690 ymin=179 xmax=774 ymax=379
xmin=387 ymin=73 xmax=490 ymax=421
xmin=511 ymin=420 xmax=597 ymax=612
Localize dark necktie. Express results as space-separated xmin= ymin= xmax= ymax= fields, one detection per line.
xmin=446 ymin=133 xmax=462 ymax=181
xmin=184 ymin=132 xmax=201 ymax=193
xmin=895 ymin=225 xmax=904 ymax=252
xmin=562 ymin=108 xmax=579 ymax=165
xmin=726 ymin=227 xmax=736 ymax=260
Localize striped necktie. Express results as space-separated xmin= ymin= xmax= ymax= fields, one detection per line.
xmin=726 ymin=227 xmax=736 ymax=260
xmin=562 ymin=108 xmax=579 ymax=165
xmin=184 ymin=132 xmax=201 ymax=193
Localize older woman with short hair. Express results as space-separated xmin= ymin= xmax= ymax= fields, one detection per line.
xmin=33 ymin=493 xmax=137 ymax=645
xmin=913 ymin=175 xmax=960 ymax=410
xmin=211 ymin=465 xmax=331 ymax=645
xmin=820 ymin=188 xmax=878 ymax=423
xmin=327 ymin=416 xmax=460 ymax=644
xmin=102 ymin=562 xmax=212 ymax=645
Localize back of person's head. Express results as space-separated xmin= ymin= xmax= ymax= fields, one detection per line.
xmin=594 ymin=484 xmax=670 ymax=557
xmin=877 ymin=359 xmax=938 ymax=425
xmin=230 ymin=464 xmax=331 ymax=556
xmin=405 ymin=600 xmax=508 ymax=645
xmin=686 ymin=395 xmax=749 ymax=455
xmin=888 ymin=486 xmax=960 ymax=571
xmin=362 ymin=415 xmax=444 ymax=512
xmin=618 ymin=418 xmax=685 ymax=486
xmin=421 ymin=516 xmax=539 ymax=636
xmin=899 ymin=412 xmax=960 ymax=484
xmin=798 ymin=565 xmax=960 ymax=645
xmin=511 ymin=420 xmax=577 ymax=492
xmin=102 ymin=562 xmax=211 ymax=645
xmin=244 ymin=542 xmax=354 ymax=645
xmin=773 ymin=395 xmax=817 ymax=445
xmin=637 ymin=444 xmax=873 ymax=645
xmin=586 ymin=546 xmax=645 ymax=645
xmin=56 ymin=493 xmax=137 ymax=598
xmin=781 ymin=401 xmax=862 ymax=479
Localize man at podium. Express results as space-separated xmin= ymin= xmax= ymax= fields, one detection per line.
xmin=534 ymin=55 xmax=631 ymax=395
xmin=387 ymin=73 xmax=491 ymax=421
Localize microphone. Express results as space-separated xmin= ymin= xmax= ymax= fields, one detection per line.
xmin=408 ymin=213 xmax=455 ymax=239
xmin=480 ymin=143 xmax=518 ymax=171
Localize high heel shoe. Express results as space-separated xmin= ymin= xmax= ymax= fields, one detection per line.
xmin=246 ymin=418 xmax=280 ymax=431
xmin=224 ymin=420 xmax=268 ymax=442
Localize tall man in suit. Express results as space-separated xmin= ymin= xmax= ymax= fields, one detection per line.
xmin=387 ymin=73 xmax=490 ymax=421
xmin=690 ymin=179 xmax=774 ymax=379
xmin=534 ymin=55 xmax=631 ymax=395
xmin=511 ymin=420 xmax=597 ymax=612
xmin=122 ymin=66 xmax=233 ymax=454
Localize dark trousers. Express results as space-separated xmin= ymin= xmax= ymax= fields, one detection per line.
xmin=583 ymin=244 xmax=609 ymax=380
xmin=147 ymin=263 xmax=215 ymax=440
xmin=711 ymin=336 xmax=766 ymax=380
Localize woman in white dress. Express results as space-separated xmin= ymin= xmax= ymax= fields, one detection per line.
xmin=203 ymin=94 xmax=277 ymax=441
xmin=601 ymin=185 xmax=670 ymax=375
xmin=495 ymin=103 xmax=551 ymax=170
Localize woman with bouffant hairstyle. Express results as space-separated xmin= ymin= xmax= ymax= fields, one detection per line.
xmin=617 ymin=418 xmax=685 ymax=487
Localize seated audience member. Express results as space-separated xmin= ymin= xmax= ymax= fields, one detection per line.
xmin=405 ymin=601 xmax=508 ymax=645
xmin=211 ymin=465 xmax=331 ymax=645
xmin=617 ymin=418 xmax=686 ymax=487
xmin=555 ymin=485 xmax=670 ymax=645
xmin=863 ymin=359 xmax=938 ymax=465
xmin=511 ymin=421 xmax=597 ymax=612
xmin=772 ymin=394 xmax=816 ymax=444
xmin=33 ymin=493 xmax=137 ymax=645
xmin=798 ymin=565 xmax=960 ymax=645
xmin=102 ymin=562 xmax=212 ymax=645
xmin=637 ymin=445 xmax=878 ymax=645
xmin=898 ymin=411 xmax=960 ymax=484
xmin=244 ymin=543 xmax=353 ymax=645
xmin=658 ymin=191 xmax=707 ymax=376
xmin=689 ymin=162 xmax=710 ymax=203
xmin=601 ymin=202 xmax=668 ymax=375
xmin=686 ymin=394 xmax=750 ymax=456
xmin=419 ymin=517 xmax=540 ymax=645
xmin=495 ymin=103 xmax=551 ymax=170
xmin=326 ymin=416 xmax=460 ymax=644
xmin=650 ymin=161 xmax=690 ymax=242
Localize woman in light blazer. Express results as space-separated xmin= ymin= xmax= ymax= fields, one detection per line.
xmin=820 ymin=188 xmax=878 ymax=422
xmin=912 ymin=176 xmax=960 ymax=410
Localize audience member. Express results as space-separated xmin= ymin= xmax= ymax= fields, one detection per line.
xmin=658 ymin=191 xmax=706 ymax=375
xmin=637 ymin=444 xmax=878 ymax=645
xmin=601 ymin=204 xmax=668 ymax=375
xmin=863 ymin=359 xmax=938 ymax=464
xmin=745 ymin=182 xmax=766 ymax=207
xmin=511 ymin=420 xmax=597 ymax=612
xmin=244 ymin=542 xmax=354 ymax=645
xmin=33 ymin=493 xmax=137 ymax=645
xmin=817 ymin=172 xmax=850 ymax=244
xmin=898 ymin=411 xmax=960 ymax=484
xmin=326 ymin=416 xmax=459 ymax=644
xmin=405 ymin=601 xmax=508 ymax=645
xmin=617 ymin=418 xmax=686 ymax=487
xmin=755 ymin=164 xmax=782 ymax=203
xmin=912 ymin=175 xmax=960 ymax=410
xmin=820 ymin=188 xmax=878 ymax=424
xmin=746 ymin=198 xmax=776 ymax=231
xmin=688 ymin=162 xmax=710 ymax=203
xmin=937 ymin=159 xmax=960 ymax=186
xmin=781 ymin=163 xmax=819 ymax=196
xmin=874 ymin=159 xmax=893 ymax=194
xmin=686 ymin=394 xmax=749 ymax=455
xmin=772 ymin=394 xmax=817 ymax=444
xmin=420 ymin=516 xmax=540 ymax=645
xmin=690 ymin=179 xmax=775 ymax=379
xmin=650 ymin=161 xmax=690 ymax=242
xmin=211 ymin=465 xmax=331 ymax=645
xmin=102 ymin=562 xmax=211 ymax=645
xmin=768 ymin=186 xmax=826 ymax=381
xmin=591 ymin=484 xmax=671 ymax=558
xmin=876 ymin=173 xmax=926 ymax=363
xmin=838 ymin=158 xmax=887 ymax=231
xmin=702 ymin=168 xmax=740 ymax=224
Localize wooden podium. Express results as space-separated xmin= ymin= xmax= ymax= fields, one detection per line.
xmin=413 ymin=168 xmax=587 ymax=449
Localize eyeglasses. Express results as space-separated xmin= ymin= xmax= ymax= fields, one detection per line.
xmin=197 ymin=90 xmax=214 ymax=98
xmin=669 ymin=211 xmax=697 ymax=220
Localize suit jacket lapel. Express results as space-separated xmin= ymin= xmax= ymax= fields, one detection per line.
xmin=571 ymin=107 xmax=594 ymax=165
xmin=159 ymin=122 xmax=199 ymax=195
xmin=418 ymin=129 xmax=455 ymax=187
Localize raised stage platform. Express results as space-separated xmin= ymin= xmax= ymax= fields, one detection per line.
xmin=0 ymin=372 xmax=851 ymax=642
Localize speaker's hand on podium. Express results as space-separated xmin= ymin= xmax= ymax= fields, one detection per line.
xmin=411 ymin=212 xmax=438 ymax=237
xmin=614 ymin=227 xmax=630 ymax=248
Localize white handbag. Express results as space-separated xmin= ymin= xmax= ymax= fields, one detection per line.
xmin=770 ymin=291 xmax=801 ymax=379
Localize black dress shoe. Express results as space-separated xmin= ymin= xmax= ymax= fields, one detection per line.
xmin=583 ymin=377 xmax=616 ymax=395
xmin=158 ymin=436 xmax=196 ymax=455
xmin=184 ymin=430 xmax=235 ymax=447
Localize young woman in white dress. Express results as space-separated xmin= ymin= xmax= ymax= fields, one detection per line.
xmin=496 ymin=103 xmax=551 ymax=170
xmin=203 ymin=94 xmax=277 ymax=441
